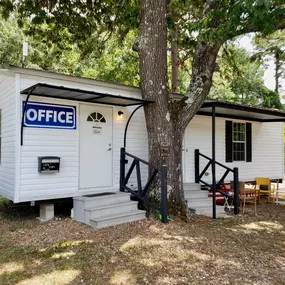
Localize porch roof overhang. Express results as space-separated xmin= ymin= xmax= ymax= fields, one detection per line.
xmin=21 ymin=83 xmax=154 ymax=106
xmin=198 ymin=100 xmax=285 ymax=122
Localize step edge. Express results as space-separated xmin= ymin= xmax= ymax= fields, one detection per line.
xmin=90 ymin=210 xmax=146 ymax=222
xmin=85 ymin=201 xmax=137 ymax=212
xmin=74 ymin=192 xmax=130 ymax=201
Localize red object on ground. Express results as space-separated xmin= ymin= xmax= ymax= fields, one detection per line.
xmin=208 ymin=182 xmax=231 ymax=205
xmin=208 ymin=192 xmax=224 ymax=205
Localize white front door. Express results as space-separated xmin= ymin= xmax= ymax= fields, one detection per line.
xmin=79 ymin=104 xmax=113 ymax=189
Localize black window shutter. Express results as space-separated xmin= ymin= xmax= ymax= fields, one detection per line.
xmin=246 ymin=122 xmax=252 ymax=162
xmin=225 ymin=120 xmax=233 ymax=162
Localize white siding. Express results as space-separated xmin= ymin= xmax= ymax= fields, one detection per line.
xmin=12 ymin=68 xmax=285 ymax=201
xmin=18 ymin=73 xmax=148 ymax=202
xmin=184 ymin=115 xmax=284 ymax=183
xmin=114 ymin=106 xmax=148 ymax=190
xmin=0 ymin=74 xmax=16 ymax=200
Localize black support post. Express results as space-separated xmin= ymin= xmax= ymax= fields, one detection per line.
xmin=212 ymin=106 xmax=216 ymax=219
xmin=194 ymin=149 xmax=200 ymax=183
xmin=21 ymin=87 xmax=35 ymax=145
xmin=160 ymin=165 xmax=168 ymax=223
xmin=123 ymin=104 xmax=143 ymax=148
xmin=120 ymin=147 xmax=126 ymax=192
xmin=233 ymin=167 xmax=239 ymax=215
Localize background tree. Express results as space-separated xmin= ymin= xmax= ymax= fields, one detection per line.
xmin=210 ymin=44 xmax=283 ymax=109
xmin=2 ymin=0 xmax=285 ymax=215
xmin=252 ymin=30 xmax=285 ymax=95
xmin=0 ymin=14 xmax=140 ymax=85
xmin=0 ymin=14 xmax=82 ymax=72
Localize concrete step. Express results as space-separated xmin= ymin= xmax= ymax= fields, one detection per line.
xmin=184 ymin=190 xmax=209 ymax=200
xmin=90 ymin=210 xmax=146 ymax=229
xmin=183 ymin=183 xmax=201 ymax=191
xmin=191 ymin=206 xmax=226 ymax=216
xmin=73 ymin=192 xmax=146 ymax=228
xmin=187 ymin=198 xmax=212 ymax=208
xmin=86 ymin=201 xmax=139 ymax=220
xmin=198 ymin=208 xmax=230 ymax=218
xmin=74 ymin=192 xmax=131 ymax=209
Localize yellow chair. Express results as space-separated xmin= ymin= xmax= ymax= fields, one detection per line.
xmin=255 ymin=178 xmax=275 ymax=204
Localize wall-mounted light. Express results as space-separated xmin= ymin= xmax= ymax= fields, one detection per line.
xmin=118 ymin=111 xmax=124 ymax=118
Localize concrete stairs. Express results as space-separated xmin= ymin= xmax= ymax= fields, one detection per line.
xmin=73 ymin=192 xmax=146 ymax=228
xmin=184 ymin=183 xmax=228 ymax=217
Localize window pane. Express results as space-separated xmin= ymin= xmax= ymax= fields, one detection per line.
xmin=233 ymin=123 xmax=245 ymax=142
xmin=233 ymin=142 xmax=245 ymax=161
xmin=87 ymin=115 xmax=93 ymax=122
xmin=97 ymin=113 xmax=103 ymax=121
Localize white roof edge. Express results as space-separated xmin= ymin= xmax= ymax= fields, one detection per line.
xmin=1 ymin=66 xmax=141 ymax=94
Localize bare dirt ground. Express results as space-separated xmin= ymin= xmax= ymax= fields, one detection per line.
xmin=0 ymin=202 xmax=285 ymax=285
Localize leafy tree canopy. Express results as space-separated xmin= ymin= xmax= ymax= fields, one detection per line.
xmin=0 ymin=14 xmax=139 ymax=85
xmin=210 ymin=44 xmax=283 ymax=109
xmin=1 ymin=0 xmax=284 ymax=55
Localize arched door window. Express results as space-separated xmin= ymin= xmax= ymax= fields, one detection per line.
xmin=87 ymin=112 xmax=106 ymax=123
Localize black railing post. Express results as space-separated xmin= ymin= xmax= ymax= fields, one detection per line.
xmin=194 ymin=149 xmax=200 ymax=183
xmin=233 ymin=167 xmax=239 ymax=215
xmin=120 ymin=147 xmax=126 ymax=192
xmin=160 ymin=165 xmax=168 ymax=223
xmin=212 ymin=106 xmax=216 ymax=219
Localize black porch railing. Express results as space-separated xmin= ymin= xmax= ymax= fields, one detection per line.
xmin=194 ymin=149 xmax=239 ymax=216
xmin=119 ymin=147 xmax=168 ymax=223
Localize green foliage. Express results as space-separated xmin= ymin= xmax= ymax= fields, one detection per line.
xmin=0 ymin=14 xmax=81 ymax=72
xmin=0 ymin=15 xmax=139 ymax=86
xmin=1 ymin=0 xmax=284 ymax=99
xmin=0 ymin=15 xmax=24 ymax=65
xmin=259 ymin=88 xmax=284 ymax=109
xmin=210 ymin=44 xmax=283 ymax=109
xmin=186 ymin=0 xmax=285 ymax=41
xmin=79 ymin=31 xmax=139 ymax=86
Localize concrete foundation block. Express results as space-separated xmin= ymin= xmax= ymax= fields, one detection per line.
xmin=39 ymin=203 xmax=54 ymax=221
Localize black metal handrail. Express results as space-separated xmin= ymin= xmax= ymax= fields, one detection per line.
xmin=119 ymin=147 xmax=168 ymax=223
xmin=195 ymin=149 xmax=239 ymax=215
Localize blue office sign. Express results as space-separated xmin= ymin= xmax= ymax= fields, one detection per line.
xmin=23 ymin=102 xmax=76 ymax=129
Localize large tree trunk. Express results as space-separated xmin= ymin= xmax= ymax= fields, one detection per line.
xmin=137 ymin=0 xmax=223 ymax=214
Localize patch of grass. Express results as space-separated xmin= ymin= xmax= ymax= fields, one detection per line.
xmin=0 ymin=196 xmax=11 ymax=207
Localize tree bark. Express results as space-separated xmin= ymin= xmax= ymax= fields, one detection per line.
xmin=137 ymin=0 xmax=223 ymax=214
xmin=275 ymin=49 xmax=280 ymax=94
xmin=171 ymin=29 xmax=179 ymax=94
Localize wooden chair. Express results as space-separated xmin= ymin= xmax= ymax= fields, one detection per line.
xmin=255 ymin=178 xmax=275 ymax=204
xmin=231 ymin=181 xmax=258 ymax=215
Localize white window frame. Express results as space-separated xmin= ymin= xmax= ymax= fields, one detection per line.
xmin=232 ymin=122 xmax=246 ymax=161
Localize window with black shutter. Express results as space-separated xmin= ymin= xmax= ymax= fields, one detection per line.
xmin=225 ymin=121 xmax=252 ymax=162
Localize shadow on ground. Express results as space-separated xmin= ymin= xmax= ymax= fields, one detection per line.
xmin=1 ymin=202 xmax=285 ymax=285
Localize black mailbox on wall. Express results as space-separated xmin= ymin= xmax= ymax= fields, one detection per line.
xmin=38 ymin=156 xmax=61 ymax=173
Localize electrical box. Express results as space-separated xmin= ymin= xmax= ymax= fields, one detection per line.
xmin=38 ymin=156 xmax=61 ymax=173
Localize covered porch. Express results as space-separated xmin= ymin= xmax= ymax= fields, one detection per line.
xmin=192 ymin=100 xmax=285 ymax=218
